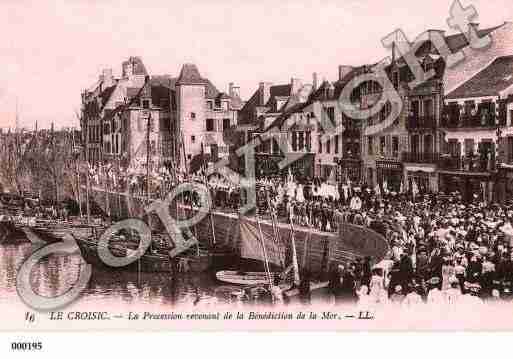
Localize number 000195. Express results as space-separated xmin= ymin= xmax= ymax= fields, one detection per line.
xmin=11 ymin=342 xmax=42 ymax=351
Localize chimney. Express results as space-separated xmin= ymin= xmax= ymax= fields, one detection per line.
xmin=469 ymin=22 xmax=480 ymax=38
xmin=312 ymin=72 xmax=318 ymax=91
xmin=229 ymin=82 xmax=240 ymax=98
xmin=338 ymin=65 xmax=354 ymax=81
xmin=290 ymin=78 xmax=303 ymax=94
xmin=258 ymin=82 xmax=272 ymax=106
xmin=102 ymin=68 xmax=114 ymax=88
xmin=426 ymin=29 xmax=447 ymax=49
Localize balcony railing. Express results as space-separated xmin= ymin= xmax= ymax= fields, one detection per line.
xmin=343 ymin=128 xmax=360 ymax=138
xmin=402 ymin=151 xmax=439 ymax=163
xmin=406 ymin=116 xmax=437 ymax=130
xmin=441 ymin=113 xmax=506 ymax=128
xmin=438 ymin=155 xmax=496 ymax=172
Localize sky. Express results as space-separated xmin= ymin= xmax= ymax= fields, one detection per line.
xmin=0 ymin=0 xmax=512 ymax=130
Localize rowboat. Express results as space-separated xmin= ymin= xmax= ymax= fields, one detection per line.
xmin=75 ymin=236 xmax=176 ymax=273
xmin=0 ymin=219 xmax=27 ymax=244
xmin=75 ymin=230 xmax=214 ymax=273
xmin=26 ymin=219 xmax=100 ymax=243
xmin=215 ymin=270 xmax=279 ymax=285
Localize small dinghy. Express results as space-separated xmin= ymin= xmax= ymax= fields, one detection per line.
xmin=215 ymin=270 xmax=279 ymax=286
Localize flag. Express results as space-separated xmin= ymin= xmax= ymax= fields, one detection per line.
xmin=399 ymin=180 xmax=404 ymax=194
xmin=374 ymin=183 xmax=381 ymax=197
xmin=327 ymin=167 xmax=336 ymax=184
xmin=287 ymin=167 xmax=293 ymax=184
xmin=383 ymin=179 xmax=388 ymax=194
xmin=412 ymin=179 xmax=419 ymax=199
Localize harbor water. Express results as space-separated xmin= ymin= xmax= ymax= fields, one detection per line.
xmin=0 ymin=241 xmax=230 ymax=308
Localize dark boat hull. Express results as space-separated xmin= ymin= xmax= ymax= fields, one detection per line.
xmin=76 ymin=237 xmax=176 ymax=273
xmin=88 ymin=187 xmax=390 ymax=276
xmin=28 ymin=222 xmax=97 ymax=243
xmin=0 ymin=221 xmax=27 ymax=244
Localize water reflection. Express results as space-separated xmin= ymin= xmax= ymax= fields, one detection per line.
xmin=0 ymin=243 xmax=229 ymax=307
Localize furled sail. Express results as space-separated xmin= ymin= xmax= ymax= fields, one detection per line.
xmin=239 ymin=218 xmax=285 ymax=267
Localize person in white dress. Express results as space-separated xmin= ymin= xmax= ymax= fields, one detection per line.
xmin=444 ymin=276 xmax=462 ymax=305
xmin=403 ymin=287 xmax=423 ymax=308
xmin=369 ymin=268 xmax=384 ymax=304
xmin=426 ymin=277 xmax=444 ymax=305
xmin=357 ymin=285 xmax=372 ymax=310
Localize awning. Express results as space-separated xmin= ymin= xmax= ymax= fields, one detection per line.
xmin=405 ymin=165 xmax=435 ymax=173
xmin=438 ymin=170 xmax=492 ymax=178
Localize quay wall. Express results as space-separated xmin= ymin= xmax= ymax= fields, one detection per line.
xmin=88 ymin=187 xmax=389 ymax=275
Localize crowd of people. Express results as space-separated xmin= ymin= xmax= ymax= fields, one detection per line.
xmin=83 ymin=161 xmax=513 ymax=306
xmin=204 ymin=170 xmax=513 ymax=306
xmin=315 ymin=189 xmax=513 ymax=307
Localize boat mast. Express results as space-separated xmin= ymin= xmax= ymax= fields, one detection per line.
xmin=255 ymin=208 xmax=273 ymax=287
xmin=201 ymin=142 xmax=216 ymax=246
xmin=302 ymin=206 xmax=312 ymax=269
xmin=181 ymin=131 xmax=188 ymax=175
xmin=265 ymin=189 xmax=282 ymax=267
xmin=288 ymin=207 xmax=300 ymax=286
xmin=85 ymin=111 xmax=91 ymax=224
xmin=72 ymin=126 xmax=83 ymax=218
xmin=146 ymin=112 xmax=151 ymax=204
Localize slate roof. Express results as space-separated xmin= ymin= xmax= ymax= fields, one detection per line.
xmin=175 ymin=64 xmax=221 ymax=99
xmin=446 ymin=55 xmax=513 ymax=99
xmin=238 ymin=84 xmax=294 ymax=124
xmin=265 ymin=67 xmax=370 ymax=130
xmin=99 ymin=85 xmax=116 ymax=109
xmin=266 ymin=102 xmax=311 ymax=130
xmin=176 ymin=64 xmax=204 ymax=85
xmin=122 ymin=56 xmax=148 ymax=76
xmin=445 ymin=24 xmax=504 ymax=53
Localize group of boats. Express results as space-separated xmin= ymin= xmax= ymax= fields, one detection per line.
xmin=0 ymin=181 xmax=389 ymax=303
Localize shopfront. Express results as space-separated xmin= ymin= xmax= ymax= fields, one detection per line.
xmin=376 ymin=160 xmax=403 ymax=192
xmin=496 ymin=165 xmax=513 ymax=204
xmin=405 ymin=165 xmax=438 ymax=194
xmin=255 ymin=153 xmax=314 ymax=179
xmin=407 ymin=171 xmax=430 ymax=194
xmin=338 ymin=158 xmax=362 ymax=183
xmin=438 ymin=171 xmax=491 ymax=203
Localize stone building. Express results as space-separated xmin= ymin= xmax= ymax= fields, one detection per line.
xmin=358 ymin=24 xmax=502 ymax=194
xmin=236 ymin=77 xmax=314 ymax=177
xmin=81 ymin=58 xmax=243 ymax=173
xmin=235 ymin=67 xmax=364 ymax=180
xmin=442 ymin=55 xmax=513 ymax=202
xmin=175 ymin=64 xmax=242 ymax=172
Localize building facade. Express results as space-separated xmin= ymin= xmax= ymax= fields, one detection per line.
xmin=236 ymin=67 xmax=362 ymax=180
xmin=359 ymin=25 xmax=502 ymax=196
xmin=81 ymin=58 xmax=242 ymax=173
xmin=442 ymin=55 xmax=513 ymax=202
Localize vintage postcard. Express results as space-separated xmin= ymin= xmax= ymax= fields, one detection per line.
xmin=1 ymin=0 xmax=513 ymax=341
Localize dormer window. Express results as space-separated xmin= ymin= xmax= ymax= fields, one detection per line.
xmin=142 ymin=99 xmax=150 ymax=109
xmin=393 ymin=72 xmax=399 ymax=89
xmin=423 ymin=60 xmax=434 ymax=73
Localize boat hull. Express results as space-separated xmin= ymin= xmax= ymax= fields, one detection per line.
xmin=88 ymin=187 xmax=390 ymax=277
xmin=75 ymin=237 xmax=176 ymax=273
xmin=0 ymin=221 xmax=27 ymax=244
xmin=216 ymin=271 xmax=279 ymax=285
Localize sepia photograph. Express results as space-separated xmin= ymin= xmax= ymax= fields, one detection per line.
xmin=1 ymin=1 xmax=513 ymax=347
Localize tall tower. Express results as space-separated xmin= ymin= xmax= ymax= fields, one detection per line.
xmin=176 ymin=63 xmax=207 ymax=171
